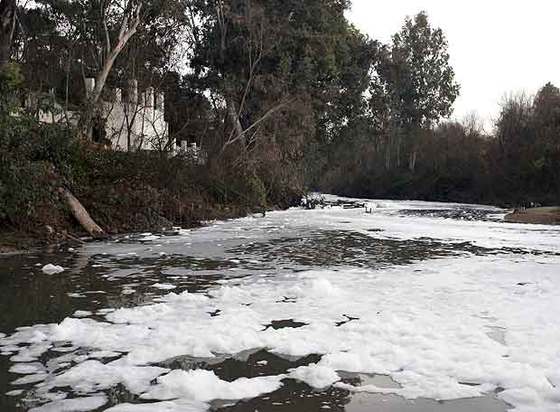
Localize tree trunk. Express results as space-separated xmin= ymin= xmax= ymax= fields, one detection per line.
xmin=60 ymin=188 xmax=107 ymax=239
xmin=395 ymin=133 xmax=402 ymax=169
xmin=227 ymin=97 xmax=245 ymax=145
xmin=408 ymin=150 xmax=417 ymax=172
xmin=384 ymin=134 xmax=392 ymax=170
xmin=407 ymin=127 xmax=420 ymax=173
xmin=79 ymin=2 xmax=142 ymax=139
xmin=0 ymin=0 xmax=16 ymax=69
xmin=79 ymin=52 xmax=124 ymax=138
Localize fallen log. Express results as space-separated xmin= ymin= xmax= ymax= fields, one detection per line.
xmin=59 ymin=188 xmax=107 ymax=239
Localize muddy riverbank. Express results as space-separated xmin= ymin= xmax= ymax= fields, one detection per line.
xmin=505 ymin=206 xmax=560 ymax=225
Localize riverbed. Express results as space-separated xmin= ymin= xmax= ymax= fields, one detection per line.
xmin=1 ymin=196 xmax=559 ymax=412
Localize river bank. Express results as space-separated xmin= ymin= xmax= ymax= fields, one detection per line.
xmin=504 ymin=207 xmax=560 ymax=225
xmin=0 ymin=202 xmax=256 ymax=254
xmin=1 ymin=116 xmax=305 ymax=255
xmin=1 ymin=128 xmax=301 ymax=254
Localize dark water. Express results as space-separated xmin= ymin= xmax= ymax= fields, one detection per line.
xmin=398 ymin=208 xmax=501 ymax=222
xmin=0 ymin=246 xmax=238 ymax=411
xmin=0 ymin=204 xmax=517 ymax=412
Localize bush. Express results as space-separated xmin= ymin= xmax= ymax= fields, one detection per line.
xmin=0 ymin=114 xmax=79 ymax=230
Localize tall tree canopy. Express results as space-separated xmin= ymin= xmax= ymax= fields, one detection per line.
xmin=387 ymin=11 xmax=459 ymax=128
xmin=369 ymin=11 xmax=459 ymax=171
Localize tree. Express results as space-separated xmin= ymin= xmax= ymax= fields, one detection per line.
xmin=77 ymin=0 xmax=143 ymax=138
xmin=372 ymin=11 xmax=459 ymax=171
xmin=18 ymin=0 xmax=192 ymax=140
xmin=189 ymin=0 xmax=374 ymax=157
xmin=530 ymin=83 xmax=560 ymax=197
xmin=0 ymin=0 xmax=16 ymax=69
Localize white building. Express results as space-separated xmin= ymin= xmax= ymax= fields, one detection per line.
xmin=27 ymin=79 xmax=206 ymax=163
xmin=92 ymin=79 xmax=171 ymax=152
xmin=30 ymin=79 xmax=172 ymax=152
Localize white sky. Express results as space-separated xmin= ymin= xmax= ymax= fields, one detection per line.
xmin=347 ymin=0 xmax=560 ymax=129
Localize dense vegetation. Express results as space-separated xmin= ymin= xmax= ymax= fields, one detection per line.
xmin=321 ymin=85 xmax=560 ymax=206
xmin=1 ymin=0 xmax=370 ymax=242
xmin=1 ymin=0 xmax=559 ymax=245
xmin=313 ymin=13 xmax=560 ymax=206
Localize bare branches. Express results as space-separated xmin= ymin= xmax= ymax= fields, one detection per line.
xmin=80 ymin=0 xmax=143 ymax=138
xmin=222 ymin=98 xmax=294 ymax=152
xmin=215 ymin=1 xmax=287 ymax=156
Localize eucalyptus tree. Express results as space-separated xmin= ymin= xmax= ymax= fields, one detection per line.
xmin=188 ymin=0 xmax=374 ymax=164
xmin=371 ymin=11 xmax=459 ymax=171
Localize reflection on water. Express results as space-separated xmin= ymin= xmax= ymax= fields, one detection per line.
xmin=217 ymin=380 xmax=353 ymax=411
xmin=0 ymin=251 xmax=238 ymax=334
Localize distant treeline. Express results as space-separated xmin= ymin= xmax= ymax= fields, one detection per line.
xmin=319 ymin=84 xmax=560 ymax=207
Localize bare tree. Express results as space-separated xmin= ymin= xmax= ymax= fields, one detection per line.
xmin=79 ymin=0 xmax=143 ymax=138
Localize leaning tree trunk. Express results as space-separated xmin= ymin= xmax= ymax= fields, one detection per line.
xmin=0 ymin=0 xmax=16 ymax=69
xmin=59 ymin=188 xmax=107 ymax=239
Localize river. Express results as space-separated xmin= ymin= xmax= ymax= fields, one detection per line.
xmin=1 ymin=195 xmax=559 ymax=412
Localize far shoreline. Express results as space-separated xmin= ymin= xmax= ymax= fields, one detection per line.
xmin=505 ymin=207 xmax=560 ymax=225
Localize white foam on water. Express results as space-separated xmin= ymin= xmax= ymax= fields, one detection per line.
xmin=106 ymin=399 xmax=207 ymax=412
xmin=288 ymin=364 xmax=341 ymax=388
xmin=2 ymin=196 xmax=560 ymax=411
xmin=9 ymin=362 xmax=45 ymax=375
xmin=139 ymin=235 xmax=160 ymax=242
xmin=48 ymin=359 xmax=168 ymax=395
xmin=142 ymin=369 xmax=283 ymax=402
xmin=72 ymin=311 xmax=92 ymax=318
xmin=41 ymin=264 xmax=65 ymax=275
xmin=29 ymin=395 xmax=107 ymax=412
xmin=152 ymin=283 xmax=177 ymax=290
xmin=12 ymin=373 xmax=48 ymax=385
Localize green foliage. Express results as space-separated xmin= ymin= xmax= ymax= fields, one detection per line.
xmin=321 ymin=81 xmax=560 ymax=206
xmin=0 ymin=113 xmax=281 ymax=234
xmin=0 ymin=62 xmax=23 ymax=114
xmin=389 ymin=12 xmax=460 ymax=127
xmin=0 ymin=115 xmax=72 ymax=228
xmin=188 ymin=0 xmax=374 ymax=194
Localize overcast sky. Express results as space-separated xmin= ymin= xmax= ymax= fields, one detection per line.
xmin=347 ymin=0 xmax=560 ymax=129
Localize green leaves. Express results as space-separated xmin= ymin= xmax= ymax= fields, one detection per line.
xmin=373 ymin=11 xmax=459 ymax=130
xmin=0 ymin=62 xmax=23 ymax=115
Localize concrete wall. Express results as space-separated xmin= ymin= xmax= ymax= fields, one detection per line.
xmin=103 ymin=97 xmax=170 ymax=151
xmin=101 ymin=81 xmax=171 ymax=152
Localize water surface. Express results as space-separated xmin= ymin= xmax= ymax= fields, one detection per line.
xmin=1 ymin=197 xmax=559 ymax=411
